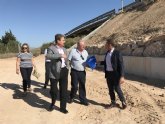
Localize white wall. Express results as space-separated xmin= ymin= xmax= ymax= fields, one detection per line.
xmin=124 ymin=56 xmax=165 ymax=80
xmin=95 ymin=55 xmax=165 ymax=80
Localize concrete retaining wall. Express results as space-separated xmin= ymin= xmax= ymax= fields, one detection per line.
xmin=95 ymin=55 xmax=165 ymax=81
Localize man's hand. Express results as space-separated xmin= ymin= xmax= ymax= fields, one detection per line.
xmin=120 ymin=77 xmax=125 ymax=84
xmin=61 ymin=54 xmax=67 ymax=59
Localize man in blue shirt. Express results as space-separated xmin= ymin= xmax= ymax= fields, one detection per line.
xmin=68 ymin=40 xmax=89 ymax=106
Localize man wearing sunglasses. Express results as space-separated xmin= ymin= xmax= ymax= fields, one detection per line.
xmin=68 ymin=40 xmax=89 ymax=106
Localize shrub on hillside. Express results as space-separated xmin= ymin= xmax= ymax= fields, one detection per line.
xmin=31 ymin=48 xmax=41 ymax=57
xmin=40 ymin=42 xmax=51 ymax=54
xmin=65 ymin=36 xmax=83 ymax=48
xmin=0 ymin=43 xmax=6 ymax=53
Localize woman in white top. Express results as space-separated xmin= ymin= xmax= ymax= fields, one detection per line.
xmin=16 ymin=43 xmax=36 ymax=96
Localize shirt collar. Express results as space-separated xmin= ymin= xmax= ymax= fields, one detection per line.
xmin=76 ymin=48 xmax=84 ymax=53
xmin=56 ymin=45 xmax=63 ymax=49
xmin=108 ymin=48 xmax=115 ymax=53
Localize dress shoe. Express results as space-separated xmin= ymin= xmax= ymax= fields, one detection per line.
xmin=60 ymin=108 xmax=68 ymax=114
xmin=80 ymin=101 xmax=89 ymax=106
xmin=121 ymin=101 xmax=127 ymax=109
xmin=68 ymin=98 xmax=74 ymax=104
xmin=105 ymin=102 xmax=117 ymax=109
xmin=49 ymin=105 xmax=55 ymax=111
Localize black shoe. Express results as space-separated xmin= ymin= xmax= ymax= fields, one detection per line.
xmin=60 ymin=108 xmax=68 ymax=114
xmin=49 ymin=105 xmax=55 ymax=111
xmin=80 ymin=101 xmax=89 ymax=106
xmin=68 ymin=98 xmax=74 ymax=104
xmin=105 ymin=102 xmax=117 ymax=109
xmin=122 ymin=101 xmax=127 ymax=109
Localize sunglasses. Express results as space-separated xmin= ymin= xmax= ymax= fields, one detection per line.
xmin=23 ymin=47 xmax=28 ymax=49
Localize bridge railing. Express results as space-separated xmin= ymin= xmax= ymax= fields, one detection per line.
xmin=68 ymin=16 xmax=110 ymax=35
xmin=65 ymin=9 xmax=115 ymax=37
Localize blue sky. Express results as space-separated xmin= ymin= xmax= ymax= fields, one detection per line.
xmin=0 ymin=0 xmax=134 ymax=47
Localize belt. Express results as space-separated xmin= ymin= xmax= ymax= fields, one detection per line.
xmin=61 ymin=67 xmax=67 ymax=69
xmin=71 ymin=68 xmax=85 ymax=72
xmin=106 ymin=71 xmax=114 ymax=72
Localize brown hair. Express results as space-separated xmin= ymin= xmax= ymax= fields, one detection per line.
xmin=55 ymin=34 xmax=65 ymax=43
xmin=21 ymin=43 xmax=30 ymax=53
xmin=106 ymin=38 xmax=116 ymax=47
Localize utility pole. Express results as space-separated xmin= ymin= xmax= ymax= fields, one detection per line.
xmin=121 ymin=0 xmax=124 ymax=12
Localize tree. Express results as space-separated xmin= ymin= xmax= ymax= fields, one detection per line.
xmin=0 ymin=30 xmax=20 ymax=53
xmin=7 ymin=40 xmax=20 ymax=53
xmin=2 ymin=30 xmax=16 ymax=45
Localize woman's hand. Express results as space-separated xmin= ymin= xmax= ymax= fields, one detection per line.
xmin=16 ymin=58 xmax=20 ymax=74
xmin=16 ymin=68 xmax=19 ymax=74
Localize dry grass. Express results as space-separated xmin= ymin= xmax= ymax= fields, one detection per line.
xmin=0 ymin=48 xmax=41 ymax=59
xmin=0 ymin=53 xmax=17 ymax=59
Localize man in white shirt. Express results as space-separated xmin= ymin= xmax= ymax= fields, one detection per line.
xmin=101 ymin=39 xmax=126 ymax=109
xmin=43 ymin=43 xmax=54 ymax=89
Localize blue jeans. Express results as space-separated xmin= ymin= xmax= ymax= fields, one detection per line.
xmin=20 ymin=67 xmax=33 ymax=91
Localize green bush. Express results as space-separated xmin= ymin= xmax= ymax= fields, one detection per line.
xmin=0 ymin=43 xmax=6 ymax=53
xmin=0 ymin=30 xmax=20 ymax=54
xmin=65 ymin=36 xmax=82 ymax=49
xmin=65 ymin=39 xmax=75 ymax=48
xmin=40 ymin=42 xmax=52 ymax=54
xmin=6 ymin=40 xmax=20 ymax=53
xmin=40 ymin=36 xmax=83 ymax=53
xmin=31 ymin=48 xmax=41 ymax=57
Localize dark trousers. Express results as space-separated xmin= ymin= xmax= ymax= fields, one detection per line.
xmin=20 ymin=67 xmax=33 ymax=92
xmin=70 ymin=69 xmax=87 ymax=103
xmin=106 ymin=71 xmax=125 ymax=103
xmin=44 ymin=62 xmax=51 ymax=86
xmin=50 ymin=67 xmax=68 ymax=109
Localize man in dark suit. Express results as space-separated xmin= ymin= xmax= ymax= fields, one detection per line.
xmin=101 ymin=39 xmax=127 ymax=109
xmin=47 ymin=34 xmax=69 ymax=114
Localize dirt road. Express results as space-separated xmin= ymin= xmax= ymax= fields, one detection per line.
xmin=0 ymin=55 xmax=164 ymax=124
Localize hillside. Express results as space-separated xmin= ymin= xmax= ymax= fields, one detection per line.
xmin=84 ymin=0 xmax=165 ymax=57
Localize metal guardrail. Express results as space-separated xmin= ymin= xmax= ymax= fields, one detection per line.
xmin=118 ymin=1 xmax=143 ymax=12
xmin=65 ymin=9 xmax=116 ymax=37
xmin=119 ymin=0 xmax=155 ymax=12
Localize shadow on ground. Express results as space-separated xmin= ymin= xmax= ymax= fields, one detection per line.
xmin=0 ymin=82 xmax=50 ymax=110
xmin=96 ymin=66 xmax=165 ymax=89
